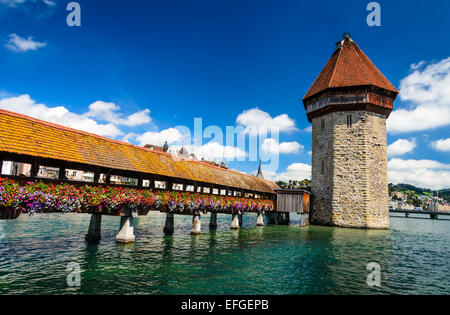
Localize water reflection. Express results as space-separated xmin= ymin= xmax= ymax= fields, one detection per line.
xmin=0 ymin=213 xmax=449 ymax=294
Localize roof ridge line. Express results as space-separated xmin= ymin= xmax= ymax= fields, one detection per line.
xmin=0 ymin=108 xmax=269 ymax=183
xmin=328 ymin=45 xmax=342 ymax=89
xmin=350 ymin=41 xmax=371 ymax=84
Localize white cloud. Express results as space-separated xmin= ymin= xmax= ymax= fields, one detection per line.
xmin=388 ymin=158 xmax=450 ymax=190
xmin=432 ymin=138 xmax=450 ymax=152
xmin=410 ymin=60 xmax=425 ymax=70
xmin=86 ymin=101 xmax=151 ymax=127
xmin=0 ymin=0 xmax=54 ymax=7
xmin=302 ymin=126 xmax=312 ymax=132
xmin=388 ymin=57 xmax=450 ymax=133
xmin=181 ymin=142 xmax=247 ymax=162
xmin=133 ymin=128 xmax=184 ymax=147
xmin=41 ymin=0 xmax=55 ymax=6
xmin=5 ymin=34 xmax=46 ymax=52
xmin=387 ymin=138 xmax=416 ymax=157
xmin=263 ymin=163 xmax=311 ymax=182
xmin=236 ymin=108 xmax=297 ymax=135
xmin=0 ymin=0 xmax=26 ymax=7
xmin=260 ymin=138 xmax=303 ymax=154
xmin=0 ymin=94 xmax=138 ymax=138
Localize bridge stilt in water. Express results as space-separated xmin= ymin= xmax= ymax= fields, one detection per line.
xmin=190 ymin=215 xmax=201 ymax=235
xmin=299 ymin=213 xmax=309 ymax=227
xmin=256 ymin=212 xmax=264 ymax=226
xmin=209 ymin=212 xmax=217 ymax=230
xmin=163 ymin=213 xmax=175 ymax=235
xmin=430 ymin=214 xmax=439 ymax=219
xmin=230 ymin=213 xmax=241 ymax=229
xmin=116 ymin=216 xmax=135 ymax=243
xmin=267 ymin=212 xmax=290 ymax=225
xmin=85 ymin=213 xmax=102 ymax=243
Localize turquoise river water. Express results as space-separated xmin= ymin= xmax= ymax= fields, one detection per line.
xmin=0 ymin=212 xmax=449 ymax=295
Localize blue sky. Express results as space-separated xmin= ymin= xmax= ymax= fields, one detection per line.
xmin=0 ymin=0 xmax=449 ymax=189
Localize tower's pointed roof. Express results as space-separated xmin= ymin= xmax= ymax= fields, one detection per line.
xmin=256 ymin=160 xmax=264 ymax=179
xmin=303 ymin=35 xmax=398 ymax=100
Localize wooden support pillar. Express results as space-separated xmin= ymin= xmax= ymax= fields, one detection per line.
xmin=190 ymin=214 xmax=201 ymax=235
xmin=105 ymin=173 xmax=111 ymax=185
xmin=116 ymin=215 xmax=135 ymax=243
xmin=164 ymin=213 xmax=175 ymax=235
xmin=137 ymin=174 xmax=143 ymax=188
xmin=85 ymin=214 xmax=102 ymax=243
xmin=93 ymin=172 xmax=100 ymax=184
xmin=230 ymin=213 xmax=241 ymax=229
xmin=0 ymin=159 xmax=3 ymax=174
xmin=30 ymin=160 xmax=40 ymax=178
xmin=209 ymin=212 xmax=217 ymax=230
xmin=193 ymin=182 xmax=199 ymax=193
xmin=256 ymin=212 xmax=264 ymax=226
xmin=58 ymin=166 xmax=66 ymax=181
xmin=299 ymin=212 xmax=309 ymax=227
xmin=167 ymin=178 xmax=173 ymax=191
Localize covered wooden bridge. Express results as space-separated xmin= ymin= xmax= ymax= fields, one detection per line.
xmin=0 ymin=109 xmax=310 ymax=243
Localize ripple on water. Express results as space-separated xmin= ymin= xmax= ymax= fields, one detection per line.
xmin=0 ymin=213 xmax=449 ymax=294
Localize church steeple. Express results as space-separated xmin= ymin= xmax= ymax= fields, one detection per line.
xmin=256 ymin=160 xmax=264 ymax=179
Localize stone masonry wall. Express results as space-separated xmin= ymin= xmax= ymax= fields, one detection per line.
xmin=311 ymin=110 xmax=389 ymax=229
xmin=310 ymin=113 xmax=334 ymax=226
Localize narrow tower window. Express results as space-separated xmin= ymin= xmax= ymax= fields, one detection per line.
xmin=321 ymin=119 xmax=325 ymax=131
xmin=321 ymin=159 xmax=324 ymax=175
xmin=347 ymin=115 xmax=352 ymax=128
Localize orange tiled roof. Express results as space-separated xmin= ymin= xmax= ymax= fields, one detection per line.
xmin=303 ymin=36 xmax=398 ymax=100
xmin=0 ymin=109 xmax=279 ymax=194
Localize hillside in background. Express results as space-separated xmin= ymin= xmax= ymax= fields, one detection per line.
xmin=389 ymin=183 xmax=450 ymax=202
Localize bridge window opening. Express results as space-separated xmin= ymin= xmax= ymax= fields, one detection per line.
xmin=220 ymin=189 xmax=226 ymax=195
xmin=155 ymin=181 xmax=166 ymax=189
xmin=347 ymin=115 xmax=352 ymax=128
xmin=109 ymin=175 xmax=138 ymax=186
xmin=212 ymin=188 xmax=219 ymax=195
xmin=255 ymin=193 xmax=260 ymax=199
xmin=64 ymin=169 xmax=94 ymax=182
xmin=185 ymin=185 xmax=194 ymax=192
xmin=197 ymin=186 xmax=202 ymax=193
xmin=142 ymin=180 xmax=151 ymax=187
xmin=37 ymin=166 xmax=59 ymax=180
xmin=228 ymin=190 xmax=233 ymax=196
xmin=172 ymin=183 xmax=184 ymax=191
xmin=203 ymin=187 xmax=211 ymax=194
xmin=0 ymin=161 xmax=31 ymax=176
xmin=98 ymin=174 xmax=108 ymax=183
xmin=321 ymin=159 xmax=325 ymax=175
xmin=234 ymin=191 xmax=242 ymax=197
xmin=321 ymin=119 xmax=325 ymax=132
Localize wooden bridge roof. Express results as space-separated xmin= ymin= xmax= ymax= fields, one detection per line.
xmin=0 ymin=109 xmax=279 ymax=194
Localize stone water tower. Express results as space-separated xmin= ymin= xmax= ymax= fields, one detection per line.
xmin=302 ymin=34 xmax=398 ymax=229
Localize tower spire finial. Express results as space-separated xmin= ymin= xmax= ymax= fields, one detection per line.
xmin=256 ymin=160 xmax=264 ymax=179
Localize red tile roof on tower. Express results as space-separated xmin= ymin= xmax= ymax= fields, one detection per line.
xmin=303 ymin=35 xmax=398 ymax=100
xmin=0 ymin=109 xmax=279 ymax=194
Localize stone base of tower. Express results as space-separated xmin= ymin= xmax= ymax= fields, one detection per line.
xmin=310 ymin=110 xmax=390 ymax=230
